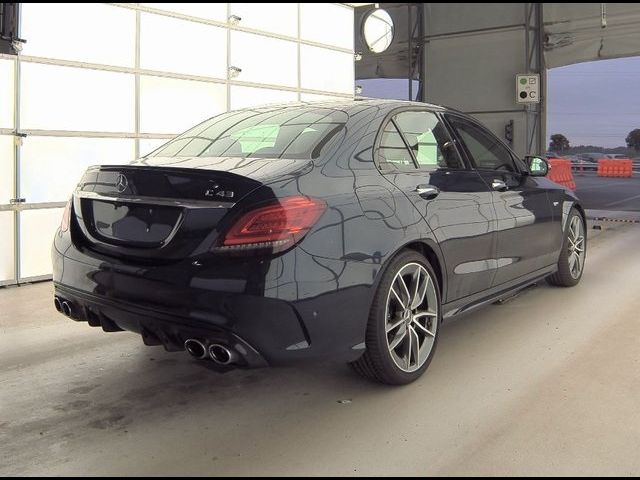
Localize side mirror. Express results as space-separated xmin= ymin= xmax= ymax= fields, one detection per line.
xmin=525 ymin=156 xmax=549 ymax=177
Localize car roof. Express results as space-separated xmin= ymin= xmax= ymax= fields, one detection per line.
xmin=241 ymin=97 xmax=454 ymax=114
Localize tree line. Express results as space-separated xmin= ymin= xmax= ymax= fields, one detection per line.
xmin=549 ymin=129 xmax=640 ymax=155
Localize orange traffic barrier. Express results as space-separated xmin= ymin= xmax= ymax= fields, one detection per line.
xmin=597 ymin=159 xmax=633 ymax=178
xmin=547 ymin=158 xmax=576 ymax=190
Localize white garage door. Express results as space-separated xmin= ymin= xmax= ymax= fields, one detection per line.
xmin=0 ymin=3 xmax=355 ymax=285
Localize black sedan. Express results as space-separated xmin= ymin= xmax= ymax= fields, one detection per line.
xmin=52 ymin=99 xmax=586 ymax=385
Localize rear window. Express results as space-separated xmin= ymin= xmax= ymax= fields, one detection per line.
xmin=149 ymin=107 xmax=347 ymax=160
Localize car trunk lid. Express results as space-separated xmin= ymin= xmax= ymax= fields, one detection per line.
xmin=72 ymin=157 xmax=312 ymax=261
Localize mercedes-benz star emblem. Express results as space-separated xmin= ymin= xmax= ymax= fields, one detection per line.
xmin=115 ymin=174 xmax=128 ymax=193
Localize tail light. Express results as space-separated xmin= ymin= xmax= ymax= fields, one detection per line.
xmin=216 ymin=196 xmax=326 ymax=254
xmin=60 ymin=198 xmax=72 ymax=232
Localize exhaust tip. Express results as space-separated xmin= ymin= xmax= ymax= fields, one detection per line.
xmin=184 ymin=339 xmax=207 ymax=359
xmin=54 ymin=297 xmax=62 ymax=313
xmin=61 ymin=301 xmax=73 ymax=318
xmin=208 ymin=344 xmax=236 ymax=365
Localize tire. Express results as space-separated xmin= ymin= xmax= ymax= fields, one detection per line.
xmin=350 ymin=250 xmax=441 ymax=385
xmin=548 ymin=208 xmax=586 ymax=287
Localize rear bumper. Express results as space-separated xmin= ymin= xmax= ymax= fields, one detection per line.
xmin=52 ymin=231 xmax=375 ymax=367
xmin=54 ymin=284 xmax=270 ymax=368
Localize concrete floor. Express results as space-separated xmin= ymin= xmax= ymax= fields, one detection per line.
xmin=2 ymin=220 xmax=640 ymax=476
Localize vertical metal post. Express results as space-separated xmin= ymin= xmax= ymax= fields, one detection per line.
xmin=408 ymin=4 xmax=413 ymax=101
xmin=13 ymin=12 xmax=21 ymax=283
xmin=421 ymin=3 xmax=429 ymax=102
xmin=134 ymin=9 xmax=141 ymax=159
xmin=537 ymin=2 xmax=546 ymax=155
xmin=524 ymin=3 xmax=530 ymax=155
xmin=226 ymin=3 xmax=231 ymax=112
xmin=417 ymin=4 xmax=424 ymax=102
xmin=297 ymin=3 xmax=301 ymax=102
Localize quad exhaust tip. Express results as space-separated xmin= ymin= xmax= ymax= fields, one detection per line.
xmin=53 ymin=298 xmax=73 ymax=318
xmin=184 ymin=339 xmax=207 ymax=359
xmin=208 ymin=344 xmax=237 ymax=366
xmin=184 ymin=340 xmax=239 ymax=365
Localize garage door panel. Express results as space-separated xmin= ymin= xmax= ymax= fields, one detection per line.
xmin=230 ymin=3 xmax=298 ymax=37
xmin=230 ymin=86 xmax=297 ymax=110
xmin=0 ymin=135 xmax=14 ymax=206
xmin=140 ymin=3 xmax=227 ymax=22
xmin=20 ymin=137 xmax=135 ymax=204
xmin=139 ymin=139 xmax=171 ymax=158
xmin=21 ymin=3 xmax=135 ymax=67
xmin=231 ymin=31 xmax=298 ymax=88
xmin=0 ymin=59 xmax=15 ymax=129
xmin=19 ymin=208 xmax=64 ymax=280
xmin=301 ymin=93 xmax=349 ymax=102
xmin=140 ymin=13 xmax=227 ymax=78
xmin=139 ymin=76 xmax=226 ymax=135
xmin=300 ymin=45 xmax=354 ymax=94
xmin=0 ymin=211 xmax=15 ymax=284
xmin=20 ymin=63 xmax=135 ymax=133
xmin=300 ymin=3 xmax=353 ymax=50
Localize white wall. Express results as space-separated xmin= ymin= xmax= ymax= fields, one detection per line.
xmin=0 ymin=3 xmax=355 ymax=284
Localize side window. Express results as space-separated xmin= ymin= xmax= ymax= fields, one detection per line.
xmin=378 ymin=121 xmax=415 ymax=170
xmin=448 ymin=116 xmax=517 ymax=172
xmin=393 ymin=111 xmax=464 ymax=170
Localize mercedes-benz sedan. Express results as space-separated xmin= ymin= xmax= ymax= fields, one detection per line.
xmin=52 ymin=100 xmax=586 ymax=384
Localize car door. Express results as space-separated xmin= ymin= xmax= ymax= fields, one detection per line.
xmin=376 ymin=109 xmax=497 ymax=303
xmin=445 ymin=113 xmax=557 ymax=286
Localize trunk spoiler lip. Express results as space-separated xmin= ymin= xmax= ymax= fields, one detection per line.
xmin=74 ymin=190 xmax=236 ymax=210
xmin=88 ymin=156 xmax=314 ymax=185
xmin=85 ymin=163 xmax=263 ymax=182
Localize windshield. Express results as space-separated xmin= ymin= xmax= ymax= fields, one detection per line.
xmin=149 ymin=106 xmax=348 ymax=160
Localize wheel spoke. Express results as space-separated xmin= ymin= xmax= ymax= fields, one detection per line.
xmin=405 ymin=327 xmax=413 ymax=369
xmin=570 ymin=217 xmax=579 ymax=240
xmin=575 ymin=251 xmax=583 ymax=274
xmin=386 ymin=317 xmax=405 ymax=333
xmin=411 ymin=273 xmax=430 ymax=310
xmin=411 ymin=267 xmax=421 ymax=306
xmin=396 ymin=275 xmax=411 ymax=308
xmin=568 ymin=252 xmax=577 ymax=272
xmin=389 ymin=326 xmax=408 ymax=350
xmin=413 ymin=319 xmax=435 ymax=337
xmin=413 ymin=310 xmax=437 ymax=320
xmin=409 ymin=327 xmax=420 ymax=366
xmin=390 ymin=286 xmax=406 ymax=310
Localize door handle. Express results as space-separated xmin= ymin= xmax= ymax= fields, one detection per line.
xmin=491 ymin=179 xmax=508 ymax=192
xmin=414 ymin=185 xmax=440 ymax=199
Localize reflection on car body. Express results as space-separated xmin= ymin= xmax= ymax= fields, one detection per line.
xmin=52 ymin=99 xmax=586 ymax=384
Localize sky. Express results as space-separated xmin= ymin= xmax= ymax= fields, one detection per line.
xmin=547 ymin=56 xmax=640 ymax=149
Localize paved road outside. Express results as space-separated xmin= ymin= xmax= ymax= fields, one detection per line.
xmin=574 ymin=173 xmax=640 ymax=211
xmin=2 ymin=221 xmax=640 ymax=476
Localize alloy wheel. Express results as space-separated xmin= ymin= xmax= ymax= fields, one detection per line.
xmin=567 ymin=215 xmax=585 ymax=279
xmin=385 ymin=262 xmax=438 ymax=373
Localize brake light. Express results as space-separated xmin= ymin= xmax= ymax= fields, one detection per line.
xmin=60 ymin=198 xmax=72 ymax=232
xmin=217 ymin=196 xmax=326 ymax=253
